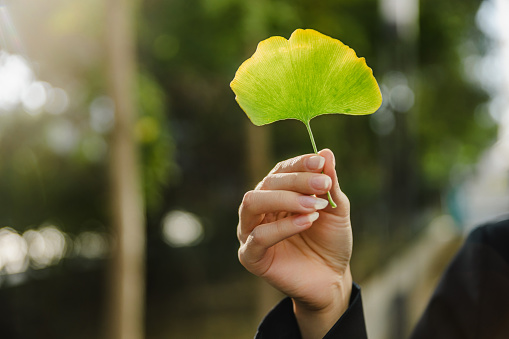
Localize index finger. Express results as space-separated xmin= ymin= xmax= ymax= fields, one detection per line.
xmin=268 ymin=154 xmax=326 ymax=175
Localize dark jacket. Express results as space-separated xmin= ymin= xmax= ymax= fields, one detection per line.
xmin=256 ymin=217 xmax=509 ymax=339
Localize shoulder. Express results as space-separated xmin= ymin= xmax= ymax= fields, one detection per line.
xmin=467 ymin=216 xmax=509 ymax=261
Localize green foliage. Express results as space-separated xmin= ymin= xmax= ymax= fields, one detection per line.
xmin=0 ymin=74 xmax=174 ymax=230
xmin=0 ymin=113 xmax=108 ymax=232
xmin=136 ymin=72 xmax=175 ymax=211
xmin=1 ymin=0 xmax=492 ymax=240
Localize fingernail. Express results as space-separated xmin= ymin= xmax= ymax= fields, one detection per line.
xmin=299 ymin=196 xmax=329 ymax=209
xmin=307 ymin=156 xmax=325 ymax=170
xmin=294 ymin=212 xmax=320 ymax=227
xmin=310 ymin=175 xmax=331 ymax=191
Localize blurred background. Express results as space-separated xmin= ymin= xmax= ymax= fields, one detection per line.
xmin=0 ymin=0 xmax=508 ymax=338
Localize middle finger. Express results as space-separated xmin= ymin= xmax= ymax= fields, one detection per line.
xmin=256 ymin=172 xmax=332 ymax=196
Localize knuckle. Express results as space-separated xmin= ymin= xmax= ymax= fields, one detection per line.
xmin=340 ymin=191 xmax=350 ymax=208
xmin=274 ymin=218 xmax=286 ymax=237
xmin=271 ymin=190 xmax=286 ymax=205
xmin=272 ymin=161 xmax=284 ymax=173
xmin=241 ymin=190 xmax=255 ymax=209
xmin=247 ymin=228 xmax=265 ymax=247
xmin=259 ymin=173 xmax=291 ymax=191
xmin=335 ymin=191 xmax=351 ymax=213
xmin=270 ymin=155 xmax=309 ymax=174
xmin=238 ymin=245 xmax=262 ymax=275
xmin=289 ymin=156 xmax=300 ymax=168
xmin=256 ymin=176 xmax=270 ymax=190
xmin=237 ymin=246 xmax=247 ymax=266
xmin=287 ymin=173 xmax=300 ymax=190
xmin=236 ymin=225 xmax=243 ymax=242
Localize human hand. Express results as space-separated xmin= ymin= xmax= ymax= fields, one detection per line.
xmin=237 ymin=149 xmax=353 ymax=339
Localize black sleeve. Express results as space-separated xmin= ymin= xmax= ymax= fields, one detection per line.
xmin=410 ymin=217 xmax=509 ymax=339
xmin=255 ymin=217 xmax=509 ymax=339
xmin=255 ymin=282 xmax=368 ymax=339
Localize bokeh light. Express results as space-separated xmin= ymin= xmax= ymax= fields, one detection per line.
xmin=370 ymin=108 xmax=396 ymax=136
xmin=21 ymin=80 xmax=48 ymax=114
xmin=45 ymin=119 xmax=79 ymax=155
xmin=0 ymin=225 xmax=109 ymax=276
xmin=161 ymin=210 xmax=204 ymax=247
xmin=0 ymin=227 xmax=28 ymax=275
xmin=74 ymin=231 xmax=109 ymax=259
xmin=23 ymin=225 xmax=66 ymax=269
xmin=89 ymin=96 xmax=115 ymax=134
xmin=45 ymin=87 xmax=69 ymax=115
xmin=0 ymin=51 xmax=70 ymax=116
xmin=0 ymin=52 xmax=32 ymax=112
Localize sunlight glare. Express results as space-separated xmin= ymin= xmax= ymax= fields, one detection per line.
xmin=0 ymin=52 xmax=33 ymax=112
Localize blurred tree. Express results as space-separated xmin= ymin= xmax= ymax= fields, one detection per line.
xmin=104 ymin=0 xmax=146 ymax=339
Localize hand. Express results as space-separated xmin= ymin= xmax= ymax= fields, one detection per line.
xmin=237 ymin=149 xmax=353 ymax=339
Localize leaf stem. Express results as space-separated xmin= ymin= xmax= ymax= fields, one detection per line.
xmin=305 ymin=121 xmax=337 ymax=208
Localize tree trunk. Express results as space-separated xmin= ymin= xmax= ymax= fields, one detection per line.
xmin=104 ymin=0 xmax=146 ymax=339
xmin=240 ymin=0 xmax=284 ymax=321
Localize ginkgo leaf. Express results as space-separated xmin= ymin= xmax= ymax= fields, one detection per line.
xmin=230 ymin=28 xmax=382 ymax=208
xmin=230 ymin=28 xmax=382 ymax=126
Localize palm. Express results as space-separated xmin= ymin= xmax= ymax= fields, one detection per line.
xmin=260 ymin=208 xmax=352 ymax=307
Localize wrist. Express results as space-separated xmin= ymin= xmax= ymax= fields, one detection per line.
xmin=292 ymin=268 xmax=353 ymax=339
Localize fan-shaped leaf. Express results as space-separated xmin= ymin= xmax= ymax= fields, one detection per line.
xmin=230 ymin=28 xmax=382 ymax=126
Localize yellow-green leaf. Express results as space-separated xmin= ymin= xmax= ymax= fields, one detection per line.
xmin=230 ymin=28 xmax=382 ymax=126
